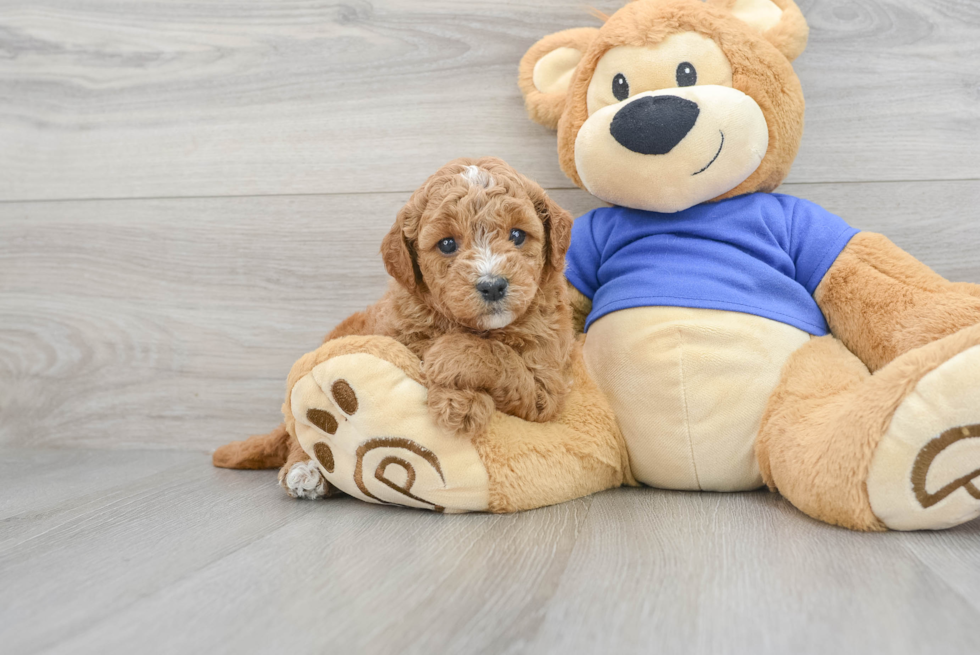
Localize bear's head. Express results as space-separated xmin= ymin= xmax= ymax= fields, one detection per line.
xmin=519 ymin=0 xmax=809 ymax=213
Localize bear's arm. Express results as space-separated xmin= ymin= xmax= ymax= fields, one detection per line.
xmin=564 ymin=209 xmax=604 ymax=334
xmin=814 ymin=231 xmax=980 ymax=372
xmin=568 ymin=281 xmax=592 ymax=334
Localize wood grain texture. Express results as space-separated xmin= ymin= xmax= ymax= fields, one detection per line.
xmin=522 ymin=489 xmax=980 ymax=655
xmin=2 ymin=182 xmax=977 ymax=451
xmin=2 ymin=2 xmax=980 ymax=650
xmin=1 ymin=451 xmax=978 ymax=655
xmin=0 ymin=0 xmax=978 ymax=202
xmin=0 ymin=450 xmax=318 ymax=655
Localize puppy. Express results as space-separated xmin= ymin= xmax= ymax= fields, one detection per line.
xmin=331 ymin=156 xmax=575 ymax=436
xmin=213 ymin=157 xmax=576 ymax=498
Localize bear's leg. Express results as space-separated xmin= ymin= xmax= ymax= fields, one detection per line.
xmin=757 ymin=325 xmax=980 ymax=531
xmin=816 ymin=232 xmax=980 ymax=371
xmin=951 ymin=281 xmax=980 ymax=301
xmin=473 ymin=338 xmax=634 ymax=512
xmin=285 ymin=335 xmax=630 ymax=513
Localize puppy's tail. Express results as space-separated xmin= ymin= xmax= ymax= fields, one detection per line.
xmin=212 ymin=423 xmax=291 ymax=469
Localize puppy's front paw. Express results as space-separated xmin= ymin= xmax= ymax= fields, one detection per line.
xmin=422 ymin=334 xmax=496 ymax=391
xmin=427 ymin=386 xmax=496 ymax=438
xmin=279 ymin=459 xmax=332 ymax=499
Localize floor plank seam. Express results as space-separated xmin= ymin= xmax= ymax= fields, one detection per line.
xmin=898 ymin=540 xmax=980 ymax=619
xmin=0 ymin=463 xmax=202 ymax=556
xmin=32 ymin=498 xmax=316 ymax=653
xmin=1 ymin=177 xmax=977 ymax=206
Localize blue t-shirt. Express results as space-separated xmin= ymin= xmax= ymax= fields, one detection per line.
xmin=565 ymin=193 xmax=858 ymax=335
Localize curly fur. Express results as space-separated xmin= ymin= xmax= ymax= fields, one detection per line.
xmin=350 ymin=156 xmax=574 ymax=434
xmin=213 ymin=157 xmax=575 ymax=483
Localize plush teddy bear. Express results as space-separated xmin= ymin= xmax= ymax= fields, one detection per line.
xmin=516 ymin=0 xmax=980 ymax=530
xmin=218 ymin=0 xmax=980 ymax=531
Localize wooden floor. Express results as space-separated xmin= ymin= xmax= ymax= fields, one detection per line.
xmin=2 ymin=449 xmax=980 ymax=654
xmin=1 ymin=1 xmax=979 ymax=653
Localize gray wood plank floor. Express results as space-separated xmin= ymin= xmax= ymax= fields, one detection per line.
xmin=2 ymin=450 xmax=979 ymax=655
xmin=1 ymin=0 xmax=979 ymax=653
xmin=0 ymin=0 xmax=978 ymax=201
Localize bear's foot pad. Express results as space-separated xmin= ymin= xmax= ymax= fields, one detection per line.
xmin=290 ymin=353 xmax=490 ymax=513
xmin=868 ymin=345 xmax=980 ymax=530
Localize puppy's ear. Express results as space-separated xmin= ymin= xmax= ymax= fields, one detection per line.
xmin=519 ymin=27 xmax=599 ymax=130
xmin=529 ymin=187 xmax=573 ymax=274
xmin=708 ymin=0 xmax=809 ymax=61
xmin=381 ymin=202 xmax=424 ymax=292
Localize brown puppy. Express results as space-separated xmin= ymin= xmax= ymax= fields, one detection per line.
xmin=338 ymin=156 xmax=575 ymax=433
xmin=213 ymin=156 xmax=575 ymax=498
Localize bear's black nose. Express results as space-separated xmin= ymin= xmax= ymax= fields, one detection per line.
xmin=610 ymin=95 xmax=700 ymax=155
xmin=476 ymin=277 xmax=508 ymax=302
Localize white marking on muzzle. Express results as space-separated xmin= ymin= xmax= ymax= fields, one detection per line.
xmin=471 ymin=227 xmax=505 ymax=280
xmin=479 ymin=311 xmax=515 ymax=331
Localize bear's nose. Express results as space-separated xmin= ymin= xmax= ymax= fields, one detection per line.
xmin=610 ymin=95 xmax=700 ymax=155
xmin=476 ymin=277 xmax=508 ymax=303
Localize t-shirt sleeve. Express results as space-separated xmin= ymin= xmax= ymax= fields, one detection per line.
xmin=564 ymin=209 xmax=603 ymax=300
xmin=786 ymin=197 xmax=860 ymax=295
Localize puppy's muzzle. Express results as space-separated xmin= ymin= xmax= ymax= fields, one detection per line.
xmin=610 ymin=95 xmax=700 ymax=155
xmin=476 ymin=277 xmax=509 ymax=303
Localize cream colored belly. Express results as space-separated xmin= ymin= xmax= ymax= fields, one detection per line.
xmin=583 ymin=307 xmax=811 ymax=491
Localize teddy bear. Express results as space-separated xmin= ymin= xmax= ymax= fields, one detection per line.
xmin=515 ymin=0 xmax=980 ymax=530
xmin=217 ymin=0 xmax=980 ymax=531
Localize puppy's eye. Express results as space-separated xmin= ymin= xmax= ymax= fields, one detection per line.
xmin=612 ymin=73 xmax=629 ymax=101
xmin=509 ymin=228 xmax=526 ymax=247
xmin=676 ymin=62 xmax=697 ymax=87
xmin=437 ymin=237 xmax=457 ymax=255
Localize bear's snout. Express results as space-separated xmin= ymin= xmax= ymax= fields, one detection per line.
xmin=610 ymin=95 xmax=700 ymax=155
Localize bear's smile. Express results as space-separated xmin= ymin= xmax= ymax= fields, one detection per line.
xmin=573 ymin=85 xmax=768 ymax=213
xmin=693 ymin=131 xmax=725 ymax=176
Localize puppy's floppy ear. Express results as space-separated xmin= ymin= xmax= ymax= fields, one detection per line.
xmin=380 ymin=201 xmax=424 ymax=292
xmin=708 ymin=0 xmax=809 ymax=61
xmin=518 ymin=27 xmax=599 ymax=130
xmin=528 ymin=186 xmax=573 ymax=274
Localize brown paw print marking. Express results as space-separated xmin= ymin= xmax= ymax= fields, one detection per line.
xmin=332 ymin=379 xmax=358 ymax=415
xmin=306 ymin=408 xmax=338 ymax=435
xmin=354 ymin=437 xmax=446 ymax=513
xmin=313 ymin=442 xmax=335 ymax=473
xmin=911 ymin=424 xmax=980 ymax=508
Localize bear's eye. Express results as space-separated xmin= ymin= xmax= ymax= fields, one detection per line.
xmin=676 ymin=62 xmax=697 ymax=87
xmin=437 ymin=237 xmax=457 ymax=255
xmin=612 ymin=73 xmax=630 ymax=101
xmin=509 ymin=228 xmax=526 ymax=247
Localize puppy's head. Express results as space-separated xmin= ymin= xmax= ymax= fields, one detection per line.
xmin=381 ymin=157 xmax=572 ymax=331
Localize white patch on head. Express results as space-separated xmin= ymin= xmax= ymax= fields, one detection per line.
xmin=471 ymin=226 xmax=505 ymax=280
xmin=280 ymin=459 xmax=329 ymax=499
xmin=479 ymin=311 xmax=515 ymax=330
xmin=459 ymin=165 xmax=494 ymax=189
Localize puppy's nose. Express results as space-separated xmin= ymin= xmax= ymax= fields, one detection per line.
xmin=476 ymin=277 xmax=508 ymax=303
xmin=610 ymin=95 xmax=700 ymax=155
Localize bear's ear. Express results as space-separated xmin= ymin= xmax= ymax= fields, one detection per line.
xmin=708 ymin=0 xmax=809 ymax=61
xmin=518 ymin=27 xmax=599 ymax=130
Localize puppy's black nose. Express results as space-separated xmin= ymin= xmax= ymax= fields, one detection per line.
xmin=610 ymin=95 xmax=700 ymax=155
xmin=476 ymin=277 xmax=508 ymax=302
